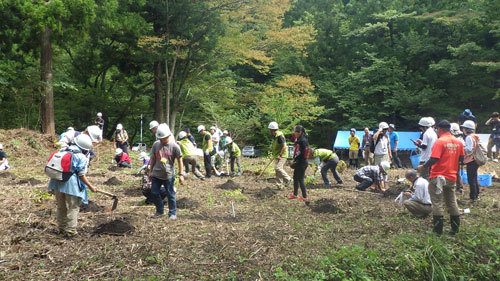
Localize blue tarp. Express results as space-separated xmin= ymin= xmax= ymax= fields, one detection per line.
xmin=333 ymin=131 xmax=422 ymax=151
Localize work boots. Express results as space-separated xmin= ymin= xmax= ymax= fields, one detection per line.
xmin=450 ymin=215 xmax=460 ymax=235
xmin=432 ymin=216 xmax=444 ymax=235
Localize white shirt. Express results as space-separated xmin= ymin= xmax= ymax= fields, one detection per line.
xmin=374 ymin=135 xmax=389 ymax=155
xmin=409 ymin=177 xmax=432 ymax=205
xmin=464 ymin=135 xmax=475 ymax=154
xmin=420 ymin=128 xmax=437 ymax=162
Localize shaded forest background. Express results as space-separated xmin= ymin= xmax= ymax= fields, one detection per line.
xmin=1 ymin=0 xmax=499 ymax=148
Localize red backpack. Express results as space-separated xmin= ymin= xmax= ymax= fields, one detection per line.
xmin=45 ymin=150 xmax=74 ymax=181
xmin=293 ymin=145 xmax=314 ymax=159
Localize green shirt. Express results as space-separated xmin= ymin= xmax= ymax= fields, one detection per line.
xmin=271 ymin=131 xmax=287 ymax=157
xmin=313 ymin=148 xmax=336 ymax=162
xmin=228 ymin=142 xmax=241 ymax=158
xmin=179 ymin=138 xmax=196 ymax=158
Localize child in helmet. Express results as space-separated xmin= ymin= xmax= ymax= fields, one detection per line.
xmin=114 ymin=148 xmax=131 ymax=168
xmin=0 ymin=144 xmax=10 ymax=170
xmin=226 ymin=137 xmax=241 ymax=176
xmin=137 ymin=152 xmax=150 ymax=175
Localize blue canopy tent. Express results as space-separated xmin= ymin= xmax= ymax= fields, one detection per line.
xmin=333 ymin=131 xmax=422 ymax=151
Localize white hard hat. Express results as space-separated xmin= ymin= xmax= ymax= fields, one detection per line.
xmin=197 ymin=125 xmax=205 ymax=133
xmin=86 ymin=125 xmax=101 ymax=142
xmin=418 ymin=117 xmax=431 ymax=127
xmin=138 ymin=151 xmax=149 ymax=160
xmin=156 ymin=123 xmax=172 ymax=139
xmin=0 ymin=144 xmax=3 ymax=150
xmin=115 ymin=148 xmax=123 ymax=155
xmin=427 ymin=117 xmax=435 ymax=126
xmin=210 ymin=126 xmax=216 ymax=131
xmin=378 ymin=122 xmax=389 ymax=129
xmin=74 ymin=134 xmax=92 ymax=151
xmin=67 ymin=127 xmax=74 ymax=131
xmin=268 ymin=121 xmax=279 ymax=130
xmin=226 ymin=137 xmax=233 ymax=144
xmin=149 ymin=120 xmax=159 ymax=130
xmin=450 ymin=123 xmax=461 ymax=135
xmin=223 ymin=130 xmax=228 ymax=135
xmin=461 ymin=120 xmax=476 ymax=130
xmin=116 ymin=123 xmax=123 ymax=130
xmin=97 ymin=112 xmax=102 ymax=117
xmin=178 ymin=131 xmax=187 ymax=139
xmin=379 ymin=161 xmax=390 ymax=173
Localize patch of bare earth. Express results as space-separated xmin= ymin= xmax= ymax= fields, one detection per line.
xmin=0 ymin=129 xmax=499 ymax=279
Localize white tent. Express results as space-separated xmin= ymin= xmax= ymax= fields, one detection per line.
xmin=477 ymin=134 xmax=497 ymax=153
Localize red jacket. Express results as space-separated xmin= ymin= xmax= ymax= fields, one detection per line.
xmin=115 ymin=153 xmax=131 ymax=164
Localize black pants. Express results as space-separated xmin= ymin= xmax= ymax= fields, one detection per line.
xmin=466 ymin=161 xmax=480 ymax=200
xmin=118 ymin=161 xmax=131 ymax=168
xmin=321 ymin=156 xmax=342 ymax=184
xmin=391 ymin=150 xmax=402 ymax=168
xmin=293 ymin=163 xmax=308 ymax=198
xmin=203 ymin=150 xmax=216 ymax=178
xmin=353 ymin=174 xmax=374 ymax=191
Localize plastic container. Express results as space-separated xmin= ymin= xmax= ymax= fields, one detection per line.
xmin=460 ymin=170 xmax=492 ymax=187
xmin=409 ymin=150 xmax=421 ymax=169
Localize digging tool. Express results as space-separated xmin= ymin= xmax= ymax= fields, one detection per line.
xmin=257 ymin=158 xmax=274 ymax=179
xmin=97 ymin=190 xmax=118 ymax=211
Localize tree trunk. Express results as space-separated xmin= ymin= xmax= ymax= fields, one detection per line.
xmin=165 ymin=59 xmax=171 ymax=126
xmin=40 ymin=26 xmax=55 ymax=135
xmin=154 ymin=61 xmax=164 ymax=122
xmin=169 ymin=109 xmax=177 ymax=136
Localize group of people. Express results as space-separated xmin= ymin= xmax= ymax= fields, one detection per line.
xmin=39 ymin=107 xmax=498 ymax=237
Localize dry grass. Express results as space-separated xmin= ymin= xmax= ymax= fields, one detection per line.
xmin=0 ymin=129 xmax=499 ymax=280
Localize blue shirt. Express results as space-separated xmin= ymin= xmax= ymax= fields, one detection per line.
xmin=48 ymin=146 xmax=90 ymax=204
xmin=388 ymin=131 xmax=399 ymax=151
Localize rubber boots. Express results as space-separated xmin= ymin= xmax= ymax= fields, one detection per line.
xmin=450 ymin=215 xmax=460 ymax=235
xmin=432 ymin=216 xmax=444 ymax=235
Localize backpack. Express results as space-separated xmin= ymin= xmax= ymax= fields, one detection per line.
xmin=293 ymin=145 xmax=314 ymax=159
xmin=369 ymin=134 xmax=382 ymax=153
xmin=472 ymin=135 xmax=487 ymax=166
xmin=45 ymin=150 xmax=75 ymax=181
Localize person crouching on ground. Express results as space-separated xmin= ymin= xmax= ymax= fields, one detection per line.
xmin=353 ymin=161 xmax=390 ymax=192
xmin=288 ymin=125 xmax=309 ymax=201
xmin=149 ymin=124 xmax=184 ymax=219
xmin=114 ymin=148 xmax=131 ymax=168
xmin=225 ymin=137 xmax=242 ymax=176
xmin=177 ymin=131 xmax=205 ymax=180
xmin=268 ymin=121 xmax=292 ymax=189
xmin=401 ymin=170 xmax=432 ymax=218
xmin=313 ymin=148 xmax=343 ymax=187
xmin=0 ymin=144 xmax=10 ymax=170
xmin=48 ymin=135 xmax=98 ymax=238
xmin=418 ymin=120 xmax=463 ymax=235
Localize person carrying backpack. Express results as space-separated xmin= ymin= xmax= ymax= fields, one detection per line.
xmin=47 ymin=134 xmax=98 ymax=238
xmin=462 ymin=120 xmax=483 ymax=201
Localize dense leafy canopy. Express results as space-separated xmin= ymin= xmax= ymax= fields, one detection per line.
xmin=0 ymin=0 xmax=498 ymax=147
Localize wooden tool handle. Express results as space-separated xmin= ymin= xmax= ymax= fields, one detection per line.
xmin=97 ymin=190 xmax=115 ymax=198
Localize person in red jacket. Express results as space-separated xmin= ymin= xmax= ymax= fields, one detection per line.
xmin=114 ymin=148 xmax=131 ymax=168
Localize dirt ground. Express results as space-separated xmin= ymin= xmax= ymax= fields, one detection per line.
xmin=0 ymin=128 xmax=499 ymax=280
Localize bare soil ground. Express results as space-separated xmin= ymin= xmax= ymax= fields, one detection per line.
xmin=0 ymin=129 xmax=499 ymax=280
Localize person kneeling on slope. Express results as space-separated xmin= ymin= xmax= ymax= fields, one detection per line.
xmin=353 ymin=161 xmax=390 ymax=192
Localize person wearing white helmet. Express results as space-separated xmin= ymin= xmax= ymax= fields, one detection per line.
xmin=461 ymin=120 xmax=481 ymax=201
xmin=353 ymin=161 xmax=390 ymax=192
xmin=450 ymin=122 xmax=465 ymax=194
xmin=137 ymin=151 xmax=151 ymax=175
xmin=48 ymin=134 xmax=99 ymax=238
xmin=412 ymin=117 xmax=437 ymax=179
xmin=0 ymin=143 xmax=10 ymax=170
xmin=149 ymin=123 xmax=184 ymax=219
xmin=177 ymin=131 xmax=204 ymax=180
xmin=58 ymin=127 xmax=78 ymax=149
xmin=149 ymin=120 xmax=160 ymax=133
xmin=372 ymin=122 xmax=392 ymax=165
xmin=198 ymin=125 xmax=215 ymax=178
xmin=226 ymin=137 xmax=242 ymax=176
xmin=418 ymin=120 xmax=463 ymax=235
xmin=113 ymin=123 xmax=129 ymax=154
xmin=94 ymin=112 xmax=104 ymax=141
xmin=221 ymin=130 xmax=229 ymax=150
xmin=114 ymin=148 xmax=131 ymax=168
xmin=268 ymin=121 xmax=292 ymax=188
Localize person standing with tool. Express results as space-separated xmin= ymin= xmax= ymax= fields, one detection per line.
xmin=269 ymin=122 xmax=292 ymax=189
xmin=149 ymin=124 xmax=184 ymax=219
xmin=288 ymin=125 xmax=309 ymax=201
xmin=47 ymin=134 xmax=98 ymax=238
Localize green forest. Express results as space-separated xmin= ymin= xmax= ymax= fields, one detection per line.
xmin=1 ymin=0 xmax=499 ymax=147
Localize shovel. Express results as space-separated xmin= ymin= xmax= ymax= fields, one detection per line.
xmin=97 ymin=190 xmax=118 ymax=211
xmin=257 ymin=158 xmax=274 ymax=179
